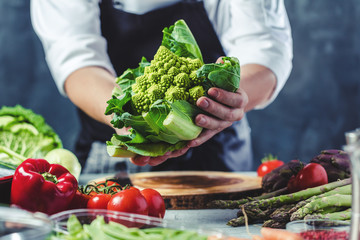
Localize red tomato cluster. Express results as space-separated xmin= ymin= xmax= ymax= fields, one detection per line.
xmin=69 ymin=180 xmax=166 ymax=219
xmin=287 ymin=163 xmax=328 ymax=193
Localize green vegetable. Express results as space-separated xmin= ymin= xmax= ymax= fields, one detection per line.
xmin=208 ymin=186 xmax=288 ymax=209
xmin=45 ymin=148 xmax=82 ymax=180
xmin=303 ymin=208 xmax=351 ymax=221
xmin=226 ymin=179 xmax=352 ymax=228
xmin=290 ymin=194 xmax=352 ymax=221
xmin=262 ymin=219 xmax=287 ymax=229
xmin=243 ymin=178 xmax=352 ymax=211
xmin=51 ymin=215 xmax=208 ymax=240
xmin=0 ymin=105 xmax=62 ymax=169
xmin=288 ymin=184 xmax=352 ymax=215
xmin=105 ymin=19 xmax=240 ymax=157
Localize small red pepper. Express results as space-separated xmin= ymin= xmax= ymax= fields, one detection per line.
xmin=10 ymin=158 xmax=78 ymax=215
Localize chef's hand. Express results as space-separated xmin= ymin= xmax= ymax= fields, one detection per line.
xmin=130 ymin=57 xmax=248 ymax=167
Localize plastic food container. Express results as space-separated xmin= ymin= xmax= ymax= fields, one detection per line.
xmin=50 ymin=208 xmax=227 ymax=239
xmin=0 ymin=206 xmax=52 ymax=240
xmin=286 ymin=219 xmax=350 ymax=240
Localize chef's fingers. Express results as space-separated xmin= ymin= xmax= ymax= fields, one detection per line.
xmin=187 ymin=129 xmax=220 ymax=148
xmin=147 ymin=152 xmax=172 ymax=166
xmin=195 ymin=113 xmax=233 ymax=131
xmin=130 ymin=155 xmax=150 ymax=166
xmin=208 ymin=87 xmax=248 ymax=109
xmin=196 ymin=91 xmax=246 ymax=125
xmin=148 ymin=147 xmax=190 ymax=166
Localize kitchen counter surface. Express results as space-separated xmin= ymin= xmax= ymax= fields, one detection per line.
xmin=164 ymin=208 xmax=262 ymax=238
xmin=79 ymin=171 xmax=263 ymax=239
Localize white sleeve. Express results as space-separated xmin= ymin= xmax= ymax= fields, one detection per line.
xmin=205 ymin=0 xmax=293 ymax=109
xmin=30 ymin=0 xmax=116 ymax=97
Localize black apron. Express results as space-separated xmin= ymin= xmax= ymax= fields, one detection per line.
xmin=75 ymin=0 xmax=253 ymax=172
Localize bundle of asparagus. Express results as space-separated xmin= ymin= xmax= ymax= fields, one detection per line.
xmin=209 ymin=178 xmax=352 ymax=228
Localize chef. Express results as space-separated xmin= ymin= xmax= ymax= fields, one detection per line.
xmin=30 ymin=0 xmax=293 ymax=174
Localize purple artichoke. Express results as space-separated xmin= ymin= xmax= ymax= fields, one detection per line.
xmin=310 ymin=149 xmax=351 ymax=182
xmin=261 ymin=159 xmax=305 ymax=193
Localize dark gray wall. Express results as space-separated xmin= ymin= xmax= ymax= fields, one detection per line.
xmin=0 ymin=0 xmax=359 ymax=169
xmin=247 ymin=0 xmax=360 ymax=167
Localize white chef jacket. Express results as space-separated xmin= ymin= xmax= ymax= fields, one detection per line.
xmin=30 ymin=0 xmax=293 ymax=109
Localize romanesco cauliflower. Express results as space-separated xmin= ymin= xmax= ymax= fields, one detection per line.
xmin=131 ymin=45 xmax=206 ymax=113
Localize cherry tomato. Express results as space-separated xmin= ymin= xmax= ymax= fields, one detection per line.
xmin=287 ymin=163 xmax=328 ymax=192
xmin=107 ymin=188 xmax=148 ymax=215
xmin=87 ymin=193 xmax=112 ymax=209
xmin=140 ymin=188 xmax=166 ymax=218
xmin=257 ymin=155 xmax=284 ymax=177
xmin=67 ymin=190 xmax=92 ymax=209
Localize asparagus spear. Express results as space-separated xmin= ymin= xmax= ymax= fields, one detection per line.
xmin=316 ymin=206 xmax=346 ymax=214
xmin=262 ymin=219 xmax=287 ymax=229
xmin=303 ymin=208 xmax=351 ymax=221
xmin=288 ymin=184 xmax=352 ymax=214
xmin=290 ymin=194 xmax=352 ymax=221
xmin=208 ymin=187 xmax=288 ymax=209
xmin=240 ymin=206 xmax=274 ymax=219
xmin=269 ymin=204 xmax=296 ymax=222
xmin=209 ymin=199 xmax=249 ymax=209
xmin=227 ymin=216 xmax=246 ymax=227
xmin=228 ymin=207 xmax=275 ymax=227
xmin=243 ymin=178 xmax=351 ymax=211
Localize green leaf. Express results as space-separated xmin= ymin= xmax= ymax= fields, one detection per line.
xmin=105 ymin=92 xmax=133 ymax=129
xmin=0 ymin=105 xmax=62 ymax=147
xmin=197 ymin=57 xmax=240 ymax=92
xmin=123 ymin=141 xmax=187 ymax=157
xmin=162 ymin=19 xmax=203 ymax=62
xmin=115 ymin=57 xmax=150 ymax=94
xmin=261 ymin=153 xmax=278 ymax=163
xmin=0 ymin=105 xmax=63 ymax=168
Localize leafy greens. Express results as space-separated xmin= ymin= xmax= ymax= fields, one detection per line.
xmin=105 ymin=19 xmax=240 ymax=157
xmin=0 ymin=105 xmax=62 ymax=169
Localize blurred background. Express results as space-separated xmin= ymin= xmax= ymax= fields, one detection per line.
xmin=0 ymin=0 xmax=359 ymax=170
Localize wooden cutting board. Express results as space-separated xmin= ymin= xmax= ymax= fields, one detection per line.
xmin=130 ymin=171 xmax=262 ymax=209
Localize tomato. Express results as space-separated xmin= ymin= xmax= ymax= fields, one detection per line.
xmin=257 ymin=155 xmax=284 ymax=177
xmin=67 ymin=190 xmax=92 ymax=209
xmin=107 ymin=188 xmax=148 ymax=215
xmin=87 ymin=193 xmax=112 ymax=209
xmin=140 ymin=188 xmax=166 ymax=218
xmin=287 ymin=163 xmax=328 ymax=193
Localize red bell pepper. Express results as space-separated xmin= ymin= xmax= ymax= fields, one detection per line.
xmin=10 ymin=158 xmax=78 ymax=215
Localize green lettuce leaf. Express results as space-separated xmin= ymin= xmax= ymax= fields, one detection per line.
xmin=0 ymin=105 xmax=62 ymax=169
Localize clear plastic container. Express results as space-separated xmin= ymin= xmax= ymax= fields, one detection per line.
xmin=0 ymin=206 xmax=52 ymax=240
xmin=50 ymin=208 xmax=227 ymax=239
xmin=286 ymin=219 xmax=350 ymax=239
